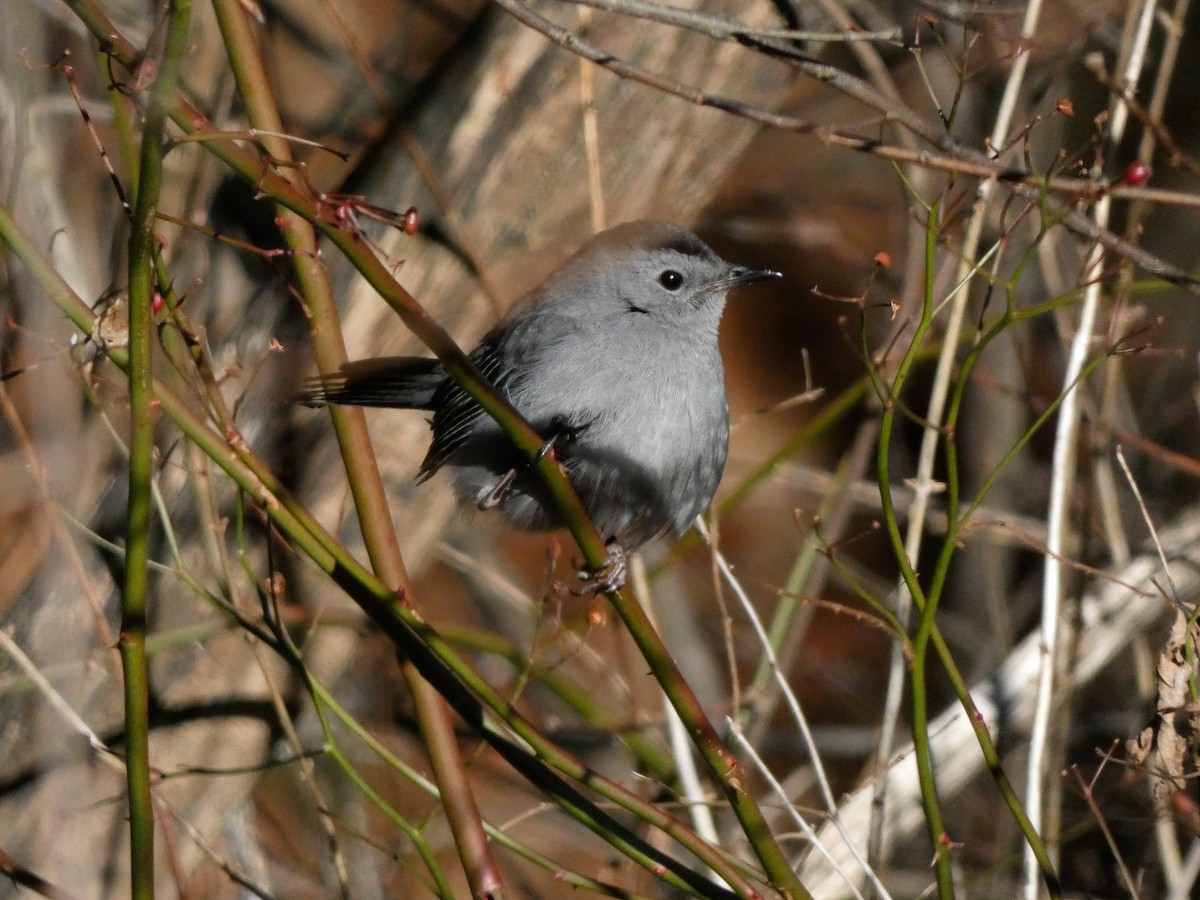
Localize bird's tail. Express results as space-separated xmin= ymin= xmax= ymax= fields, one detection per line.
xmin=296 ymin=356 xmax=444 ymax=410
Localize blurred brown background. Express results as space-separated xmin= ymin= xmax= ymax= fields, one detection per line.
xmin=3 ymin=0 xmax=1200 ymax=896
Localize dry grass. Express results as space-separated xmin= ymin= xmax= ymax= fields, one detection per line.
xmin=3 ymin=0 xmax=1200 ymax=897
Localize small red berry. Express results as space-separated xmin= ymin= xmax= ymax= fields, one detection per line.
xmin=151 ymin=292 xmax=165 ymax=314
xmin=402 ymin=207 xmax=419 ymax=235
xmin=1123 ymin=161 xmax=1149 ymax=185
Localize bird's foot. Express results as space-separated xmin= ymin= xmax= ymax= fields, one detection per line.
xmin=572 ymin=541 xmax=628 ymax=595
xmin=534 ymin=433 xmax=560 ymax=463
xmin=537 ymin=415 xmax=593 ymax=462
xmin=479 ymin=416 xmax=592 ymax=511
xmin=476 ymin=468 xmax=518 ymax=511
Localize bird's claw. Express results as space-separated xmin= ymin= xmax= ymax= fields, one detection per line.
xmin=534 ymin=434 xmax=559 ymax=463
xmin=537 ymin=415 xmax=593 ymax=462
xmin=477 ymin=468 xmax=518 ymax=511
xmin=572 ymin=541 xmax=628 ymax=595
xmin=481 ymin=416 xmax=592 ymax=510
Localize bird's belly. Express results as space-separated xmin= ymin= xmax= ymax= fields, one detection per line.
xmin=450 ymin=356 xmax=729 ymax=547
xmin=553 ymin=387 xmax=729 ymax=545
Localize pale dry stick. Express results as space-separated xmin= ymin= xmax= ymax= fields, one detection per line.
xmin=1087 ymin=30 xmax=1191 ymax=874
xmin=1115 ymin=445 xmax=1180 ymax=605
xmin=1096 ymin=14 xmax=1194 ymax=875
xmin=727 ymin=725 xmax=870 ymax=900
xmin=576 ymin=4 xmax=607 ymax=234
xmin=872 ymin=0 xmax=1048 ymax=871
xmin=800 ymin=508 xmax=1197 ymax=895
xmin=1092 ymin=458 xmax=1133 ymax=567
xmin=0 ymin=627 xmax=121 ymax=766
xmin=1134 ymin=0 xmax=1192 ymax=173
xmin=741 ymin=419 xmax=881 ymax=750
xmin=628 ymin=552 xmax=724 ymax=879
xmin=1025 ymin=2 xmax=1160 ymax=894
xmin=694 ymin=519 xmax=891 ymax=899
xmin=707 ymin=512 xmax=744 ymax=728
xmin=1107 ymin=0 xmax=1196 ymax=347
xmin=1028 ymin=188 xmax=1099 ymax=892
xmin=929 ymin=225 xmax=1014 ymax=319
xmin=1167 ymin=838 xmax=1200 ymax=900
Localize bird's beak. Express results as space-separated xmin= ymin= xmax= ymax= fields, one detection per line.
xmin=715 ymin=265 xmax=783 ymax=288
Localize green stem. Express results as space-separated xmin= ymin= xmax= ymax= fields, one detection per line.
xmin=875 ymin=202 xmax=954 ymax=897
xmin=312 ymin=677 xmax=664 ymax=898
xmin=876 ymin=203 xmax=1065 ymax=895
xmin=286 ymin=646 xmax=455 ymax=897
xmin=438 ymin=624 xmax=679 ymax=780
xmin=120 ymin=3 xmax=191 ymax=896
xmin=918 ymin=285 xmax=1070 ymax=896
xmin=122 ymin=84 xmax=158 ymax=900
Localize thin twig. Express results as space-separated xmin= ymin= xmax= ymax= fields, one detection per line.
xmin=1025 ymin=3 xmax=1159 ymax=894
xmin=629 ymin=553 xmax=725 ymax=888
xmin=873 ymin=0 xmax=1047 ymax=880
xmin=1116 ymin=444 xmax=1180 ymax=604
xmin=728 ymin=725 xmax=871 ymax=900
xmin=562 ymin=0 xmax=903 ymax=44
xmin=696 ymin=520 xmax=890 ymax=898
xmin=1068 ymin=759 xmax=1142 ymax=898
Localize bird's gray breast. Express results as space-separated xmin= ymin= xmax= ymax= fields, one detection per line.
xmin=506 ymin=325 xmax=730 ymax=545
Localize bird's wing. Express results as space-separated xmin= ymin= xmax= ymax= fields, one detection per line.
xmin=420 ymin=339 xmax=511 ymax=479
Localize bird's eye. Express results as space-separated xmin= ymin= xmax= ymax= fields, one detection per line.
xmin=658 ymin=270 xmax=684 ymax=291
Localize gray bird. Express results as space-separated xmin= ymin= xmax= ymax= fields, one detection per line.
xmin=301 ymin=221 xmax=779 ymax=589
